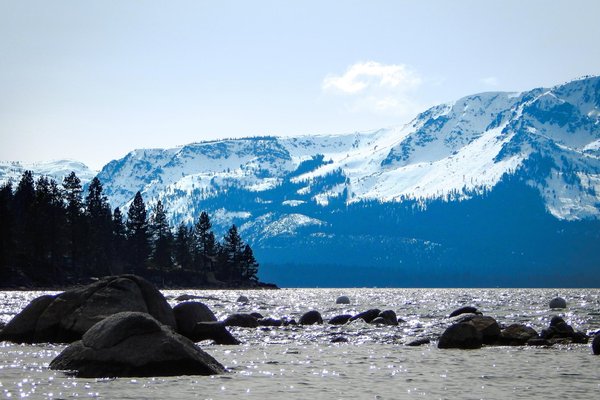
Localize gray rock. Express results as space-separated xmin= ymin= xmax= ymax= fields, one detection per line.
xmin=466 ymin=316 xmax=501 ymax=344
xmin=250 ymin=312 xmax=264 ymax=319
xmin=592 ymin=335 xmax=600 ymax=355
xmin=299 ymin=310 xmax=323 ymax=325
xmin=328 ymin=314 xmax=352 ymax=325
xmin=191 ymin=322 xmax=240 ymax=345
xmin=49 ymin=312 xmax=225 ymax=378
xmin=236 ymin=295 xmax=249 ymax=303
xmin=438 ymin=323 xmax=483 ymax=349
xmin=378 ymin=310 xmax=398 ymax=325
xmin=223 ymin=313 xmax=259 ymax=328
xmin=331 ymin=336 xmax=348 ymax=343
xmin=350 ymin=309 xmax=381 ymax=323
xmin=1 ymin=275 xmax=175 ymax=344
xmin=335 ymin=296 xmax=350 ymax=305
xmin=258 ymin=318 xmax=283 ymax=327
xmin=498 ymin=324 xmax=539 ymax=345
xmin=406 ymin=338 xmax=430 ymax=347
xmin=549 ymin=297 xmax=567 ymax=309
xmin=448 ymin=306 xmax=479 ymax=318
xmin=173 ymin=302 xmax=217 ymax=338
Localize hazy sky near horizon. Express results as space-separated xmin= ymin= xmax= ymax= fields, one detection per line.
xmin=1 ymin=0 xmax=599 ymax=170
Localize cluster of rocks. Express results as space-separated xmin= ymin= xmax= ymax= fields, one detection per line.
xmin=437 ymin=304 xmax=592 ymax=350
xmin=0 ymin=275 xmax=230 ymax=378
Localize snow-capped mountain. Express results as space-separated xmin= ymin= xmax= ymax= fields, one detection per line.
xmin=96 ymin=76 xmax=600 ymax=224
xmin=0 ymin=160 xmax=96 ymax=186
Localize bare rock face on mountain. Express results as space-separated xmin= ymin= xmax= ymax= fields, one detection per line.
xmin=49 ymin=312 xmax=225 ymax=378
xmin=0 ymin=275 xmax=175 ymax=343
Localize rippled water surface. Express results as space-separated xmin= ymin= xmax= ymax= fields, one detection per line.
xmin=1 ymin=288 xmax=600 ymax=399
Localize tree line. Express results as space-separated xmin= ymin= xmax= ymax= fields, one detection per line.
xmin=0 ymin=171 xmax=259 ymax=288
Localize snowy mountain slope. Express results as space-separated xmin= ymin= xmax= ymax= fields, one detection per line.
xmin=0 ymin=159 xmax=96 ymax=186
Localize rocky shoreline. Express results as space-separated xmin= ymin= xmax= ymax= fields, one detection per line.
xmin=0 ymin=275 xmax=598 ymax=378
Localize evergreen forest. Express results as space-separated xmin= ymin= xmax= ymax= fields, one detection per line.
xmin=0 ymin=171 xmax=262 ymax=288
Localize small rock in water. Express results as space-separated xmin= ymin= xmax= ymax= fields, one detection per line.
xmin=549 ymin=297 xmax=567 ymax=309
xmin=466 ymin=316 xmax=501 ymax=345
xmin=191 ymin=322 xmax=240 ymax=345
xmin=250 ymin=312 xmax=264 ymax=319
xmin=328 ymin=314 xmax=352 ymax=325
xmin=331 ymin=336 xmax=348 ymax=343
xmin=223 ymin=313 xmax=259 ymax=328
xmin=335 ymin=296 xmax=350 ymax=305
xmin=448 ymin=306 xmax=480 ymax=318
xmin=236 ymin=295 xmax=249 ymax=303
xmin=299 ymin=310 xmax=323 ymax=325
xmin=350 ymin=309 xmax=381 ymax=323
xmin=592 ymin=335 xmax=600 ymax=355
xmin=378 ymin=310 xmax=398 ymax=325
xmin=405 ymin=338 xmax=430 ymax=347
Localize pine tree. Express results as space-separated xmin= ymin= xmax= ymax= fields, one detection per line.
xmin=0 ymin=182 xmax=14 ymax=274
xmin=174 ymin=222 xmax=193 ymax=270
xmin=62 ymin=171 xmax=84 ymax=275
xmin=240 ymin=244 xmax=259 ymax=283
xmin=13 ymin=171 xmax=36 ymax=275
xmin=221 ymin=224 xmax=244 ymax=282
xmin=126 ymin=191 xmax=149 ymax=274
xmin=111 ymin=207 xmax=127 ymax=274
xmin=150 ymin=200 xmax=173 ymax=270
xmin=192 ymin=211 xmax=214 ymax=275
xmin=85 ymin=177 xmax=113 ymax=276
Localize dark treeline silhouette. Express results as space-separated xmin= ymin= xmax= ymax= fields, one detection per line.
xmin=0 ymin=171 xmax=260 ymax=288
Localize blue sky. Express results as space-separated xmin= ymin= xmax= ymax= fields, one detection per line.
xmin=1 ymin=0 xmax=599 ymax=170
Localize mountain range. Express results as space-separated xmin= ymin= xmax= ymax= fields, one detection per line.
xmin=3 ymin=76 xmax=600 ymax=287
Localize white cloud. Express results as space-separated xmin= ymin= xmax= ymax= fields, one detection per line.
xmin=323 ymin=61 xmax=422 ymax=94
xmin=322 ymin=61 xmax=423 ymax=118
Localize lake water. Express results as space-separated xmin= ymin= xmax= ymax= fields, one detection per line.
xmin=1 ymin=288 xmax=599 ymax=399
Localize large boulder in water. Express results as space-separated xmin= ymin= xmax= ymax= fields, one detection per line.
xmin=0 ymin=275 xmax=175 ymax=344
xmin=329 ymin=314 xmax=352 ymax=325
xmin=549 ymin=297 xmax=567 ymax=309
xmin=335 ymin=296 xmax=350 ymax=305
xmin=49 ymin=312 xmax=225 ymax=378
xmin=173 ymin=302 xmax=217 ymax=338
xmin=438 ymin=323 xmax=483 ymax=349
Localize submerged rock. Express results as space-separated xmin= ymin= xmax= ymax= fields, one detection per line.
xmin=49 ymin=312 xmax=225 ymax=378
xmin=299 ymin=310 xmax=323 ymax=325
xmin=0 ymin=275 xmax=175 ymax=344
xmin=438 ymin=323 xmax=483 ymax=349
xmin=335 ymin=296 xmax=350 ymax=305
xmin=549 ymin=297 xmax=567 ymax=309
